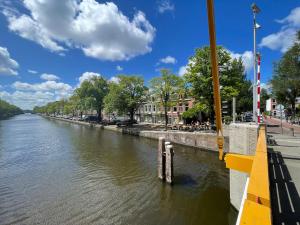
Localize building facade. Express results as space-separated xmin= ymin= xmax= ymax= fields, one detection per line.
xmin=135 ymin=96 xmax=194 ymax=124
xmin=266 ymin=98 xmax=278 ymax=116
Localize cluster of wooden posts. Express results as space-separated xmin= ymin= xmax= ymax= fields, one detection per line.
xmin=158 ymin=137 xmax=174 ymax=184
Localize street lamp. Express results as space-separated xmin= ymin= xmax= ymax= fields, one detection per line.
xmin=251 ymin=3 xmax=261 ymax=123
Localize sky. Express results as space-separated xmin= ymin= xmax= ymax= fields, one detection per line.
xmin=0 ymin=0 xmax=299 ymax=110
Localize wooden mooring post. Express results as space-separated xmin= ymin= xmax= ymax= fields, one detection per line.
xmin=165 ymin=144 xmax=174 ymax=184
xmin=158 ymin=137 xmax=166 ymax=180
xmin=158 ymin=138 xmax=174 ymax=184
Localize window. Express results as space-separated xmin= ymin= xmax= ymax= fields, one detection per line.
xmin=185 ymin=103 xmax=189 ymax=111
xmin=272 ymin=105 xmax=275 ymax=109
xmin=173 ymin=107 xmax=177 ymax=112
xmin=149 ymin=105 xmax=151 ymax=112
xmin=153 ymin=105 xmax=156 ymax=112
xmin=145 ymin=105 xmax=147 ymax=112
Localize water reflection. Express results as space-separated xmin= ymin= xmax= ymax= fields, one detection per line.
xmin=0 ymin=114 xmax=236 ymax=225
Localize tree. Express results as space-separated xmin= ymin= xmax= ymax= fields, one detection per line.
xmin=104 ymin=75 xmax=147 ymax=122
xmin=75 ymin=76 xmax=109 ymax=121
xmin=182 ymin=102 xmax=208 ymax=120
xmin=272 ymin=31 xmax=300 ymax=121
xmin=150 ymin=69 xmax=183 ymax=130
xmin=236 ymin=79 xmax=252 ymax=113
xmin=184 ymin=46 xmax=252 ymax=122
xmin=0 ymin=99 xmax=23 ymax=119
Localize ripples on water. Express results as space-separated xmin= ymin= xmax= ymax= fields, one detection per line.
xmin=0 ymin=114 xmax=236 ymax=225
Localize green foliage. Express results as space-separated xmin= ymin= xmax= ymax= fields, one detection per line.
xmin=271 ymin=31 xmax=300 ymax=119
xmin=104 ymin=75 xmax=147 ymax=121
xmin=236 ymin=79 xmax=252 ymax=113
xmin=75 ymin=76 xmax=108 ymax=120
xmin=34 ymin=76 xmax=109 ymax=120
xmin=182 ymin=102 xmax=208 ymax=119
xmin=184 ymin=46 xmax=252 ymax=122
xmin=0 ymin=99 xmax=23 ymax=119
xmin=150 ymin=69 xmax=184 ymax=129
xmin=223 ymin=115 xmax=232 ymax=124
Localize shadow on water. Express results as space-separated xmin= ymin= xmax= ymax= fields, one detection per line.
xmin=173 ymin=174 xmax=198 ymax=186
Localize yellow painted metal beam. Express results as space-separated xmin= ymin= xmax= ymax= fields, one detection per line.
xmin=226 ymin=126 xmax=271 ymax=224
xmin=206 ymin=0 xmax=224 ymax=161
xmin=239 ymin=200 xmax=272 ymax=225
xmin=225 ymin=154 xmax=254 ymax=174
xmin=247 ymin=126 xmax=270 ymax=208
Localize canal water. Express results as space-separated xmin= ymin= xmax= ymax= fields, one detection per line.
xmin=0 ymin=114 xmax=236 ymax=225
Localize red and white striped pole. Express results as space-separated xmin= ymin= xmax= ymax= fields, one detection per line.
xmin=257 ymin=53 xmax=261 ymax=123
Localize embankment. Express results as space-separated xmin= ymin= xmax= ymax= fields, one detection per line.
xmin=47 ymin=116 xmax=229 ymax=152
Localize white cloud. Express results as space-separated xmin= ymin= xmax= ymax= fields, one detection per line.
xmin=109 ymin=76 xmax=120 ymax=83
xmin=229 ymin=50 xmax=254 ymax=73
xmin=260 ymin=29 xmax=296 ymax=53
xmin=259 ymin=7 xmax=300 ymax=52
xmin=12 ymin=80 xmax=72 ymax=92
xmin=0 ymin=46 xmax=19 ymax=76
xmin=40 ymin=73 xmax=60 ymax=81
xmin=116 ymin=65 xmax=123 ymax=71
xmin=28 ymin=69 xmax=38 ymax=74
xmin=178 ymin=59 xmax=194 ymax=76
xmin=178 ymin=65 xmax=188 ymax=76
xmin=0 ymin=90 xmax=61 ymax=110
xmin=78 ymin=72 xmax=101 ymax=86
xmin=160 ymin=56 xmax=177 ymax=64
xmin=158 ymin=0 xmax=174 ymax=14
xmin=178 ymin=50 xmax=253 ymax=76
xmin=3 ymin=0 xmax=155 ymax=61
xmin=277 ymin=7 xmax=300 ymax=27
xmin=1 ymin=79 xmax=73 ymax=109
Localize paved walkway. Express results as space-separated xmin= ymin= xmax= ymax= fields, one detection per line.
xmin=267 ymin=129 xmax=300 ymax=224
xmin=265 ymin=117 xmax=300 ymax=136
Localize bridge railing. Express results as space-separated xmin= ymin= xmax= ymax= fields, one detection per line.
xmin=225 ymin=126 xmax=272 ymax=225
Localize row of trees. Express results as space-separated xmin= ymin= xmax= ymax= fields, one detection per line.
xmin=0 ymin=99 xmax=23 ymax=120
xmin=34 ymin=45 xmax=253 ymax=128
xmin=34 ymin=75 xmax=149 ymax=122
xmin=271 ymin=31 xmax=300 ymax=120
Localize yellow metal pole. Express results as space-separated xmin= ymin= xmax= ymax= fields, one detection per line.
xmin=206 ymin=0 xmax=224 ymax=160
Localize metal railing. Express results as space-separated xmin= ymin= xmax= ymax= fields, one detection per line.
xmin=225 ymin=126 xmax=272 ymax=225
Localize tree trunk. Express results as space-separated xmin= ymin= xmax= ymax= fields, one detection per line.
xmin=97 ymin=107 xmax=102 ymax=122
xmin=129 ymin=108 xmax=135 ymax=123
xmin=164 ymin=103 xmax=168 ymax=131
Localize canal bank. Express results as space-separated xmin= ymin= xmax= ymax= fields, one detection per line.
xmin=46 ymin=116 xmax=229 ymax=152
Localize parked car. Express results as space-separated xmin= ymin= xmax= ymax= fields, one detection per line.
xmin=102 ymin=119 xmax=121 ymax=126
xmin=83 ymin=115 xmax=98 ymax=123
xmin=243 ymin=112 xmax=253 ymax=122
xmin=116 ymin=119 xmax=137 ymax=127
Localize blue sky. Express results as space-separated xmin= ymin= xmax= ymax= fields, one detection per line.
xmin=0 ymin=0 xmax=299 ymax=109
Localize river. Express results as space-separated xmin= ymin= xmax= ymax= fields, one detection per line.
xmin=0 ymin=114 xmax=236 ymax=225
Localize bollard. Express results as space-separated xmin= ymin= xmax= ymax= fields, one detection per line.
xmin=165 ymin=145 xmax=174 ymax=184
xmin=290 ymin=128 xmax=294 ymax=137
xmin=158 ymin=137 xmax=166 ymax=180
